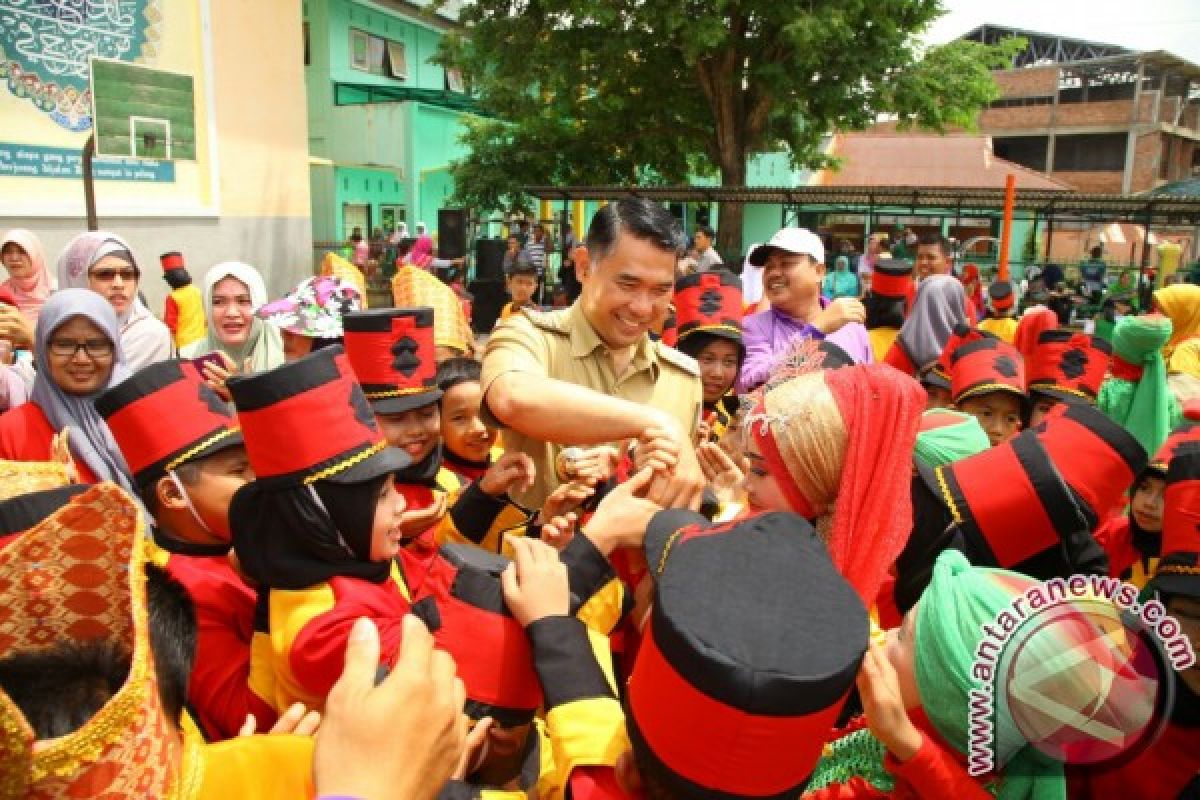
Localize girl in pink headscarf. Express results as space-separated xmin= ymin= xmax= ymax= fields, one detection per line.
xmin=1 ymin=228 xmax=54 ymax=330
xmin=404 ymin=233 xmax=435 ymax=270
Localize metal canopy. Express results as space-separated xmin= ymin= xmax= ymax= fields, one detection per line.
xmin=523 ymin=185 xmax=1200 ymax=224
xmin=334 ymin=82 xmax=484 ymax=115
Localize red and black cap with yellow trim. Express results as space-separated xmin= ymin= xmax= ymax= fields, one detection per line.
xmin=950 ymin=337 xmax=1028 ymax=412
xmin=1028 ymin=330 xmax=1112 ymax=406
xmin=870 ymin=258 xmax=913 ymax=301
xmin=343 ymin=307 xmax=442 ymax=415
xmin=1150 ymin=445 xmax=1200 ymax=597
xmin=96 ymin=359 xmax=243 ymax=489
xmin=925 ymin=403 xmax=1146 ymax=572
xmin=674 ymin=270 xmax=742 ymax=350
xmin=414 ymin=544 xmax=543 ymax=726
xmin=228 ymin=346 xmax=409 ymax=488
xmin=988 ymin=279 xmax=1016 ymax=313
xmin=628 ymin=509 xmax=867 ymax=799
xmin=160 ymin=251 xmax=186 ymax=273
xmin=1146 ymin=410 xmax=1200 ymax=475
xmin=919 ymin=324 xmax=994 ymax=391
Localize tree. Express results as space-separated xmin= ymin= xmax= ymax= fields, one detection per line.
xmin=436 ymin=1 xmax=1023 ymax=256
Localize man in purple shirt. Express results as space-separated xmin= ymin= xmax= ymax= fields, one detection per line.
xmin=737 ymin=228 xmax=872 ymax=393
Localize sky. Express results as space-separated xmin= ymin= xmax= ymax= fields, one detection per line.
xmin=926 ymin=0 xmax=1200 ymax=66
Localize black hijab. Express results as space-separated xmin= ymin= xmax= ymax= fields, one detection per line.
xmin=231 ymin=474 xmax=390 ymax=589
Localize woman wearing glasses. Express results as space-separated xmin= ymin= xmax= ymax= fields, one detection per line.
xmin=56 ymin=231 xmax=172 ymax=371
xmin=0 ymin=289 xmax=134 ymax=489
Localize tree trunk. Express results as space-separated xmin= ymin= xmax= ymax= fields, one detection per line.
xmin=716 ymin=151 xmax=746 ymax=270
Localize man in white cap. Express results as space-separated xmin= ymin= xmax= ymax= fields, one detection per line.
xmin=737 ymin=228 xmax=871 ymax=392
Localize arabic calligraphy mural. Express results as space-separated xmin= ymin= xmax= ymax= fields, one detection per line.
xmin=0 ymin=1 xmax=161 ymax=132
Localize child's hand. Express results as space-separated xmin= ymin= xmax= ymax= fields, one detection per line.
xmin=500 ymin=536 xmax=569 ymax=627
xmin=539 ymin=511 xmax=578 ymax=552
xmin=697 ymin=441 xmax=744 ymax=492
xmin=50 ymin=430 xmax=78 ymax=483
xmin=479 ymin=452 xmax=535 ymax=498
xmin=539 ymin=479 xmax=594 ymax=523
xmin=399 ymin=494 xmax=448 ymax=538
xmin=857 ymin=642 xmax=923 ymax=762
xmin=581 ymin=466 xmax=662 ymax=556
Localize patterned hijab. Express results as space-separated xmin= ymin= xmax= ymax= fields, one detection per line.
xmin=181 ymin=262 xmax=284 ymax=372
xmin=30 ymin=289 xmax=133 ymax=491
xmin=0 ymin=228 xmax=53 ymax=325
xmin=896 ymin=275 xmax=969 ymax=371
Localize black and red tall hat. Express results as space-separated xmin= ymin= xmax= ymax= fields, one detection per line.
xmin=950 ymin=337 xmax=1028 ymax=414
xmin=673 ymin=270 xmax=743 ymax=351
xmin=627 ymin=509 xmax=868 ymax=798
xmin=160 ymin=251 xmax=186 ymax=274
xmin=342 ymin=308 xmax=442 ymax=415
xmin=919 ymin=324 xmax=994 ymax=391
xmin=988 ymin=279 xmax=1016 ymax=315
xmin=414 ymin=545 xmax=543 ymax=725
xmin=1145 ymin=407 xmax=1200 ymax=475
xmin=1028 ymin=330 xmax=1112 ymax=405
xmin=870 ymin=258 xmax=914 ymax=302
xmin=1149 ymin=445 xmax=1200 ymax=597
xmin=924 ymin=403 xmax=1146 ymax=571
xmin=96 ymin=359 xmax=243 ymax=489
xmin=227 ymin=346 xmax=409 ymax=488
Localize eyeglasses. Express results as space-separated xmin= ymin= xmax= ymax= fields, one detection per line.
xmin=88 ymin=267 xmax=139 ymax=283
xmin=47 ymin=338 xmax=115 ymax=358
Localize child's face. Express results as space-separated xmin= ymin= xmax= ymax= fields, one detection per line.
xmin=1166 ymin=596 xmax=1200 ymax=696
xmin=369 ymin=475 xmax=407 ymax=561
xmin=376 ymin=403 xmax=442 ymax=463
xmin=696 ymin=339 xmax=740 ymax=405
xmin=1130 ymin=475 xmax=1165 ymax=533
xmin=508 ymin=273 xmax=538 ymax=306
xmin=1030 ymin=396 xmax=1059 ymax=427
xmin=957 ymin=393 xmax=1023 ymax=446
xmin=441 ymin=380 xmax=496 ymax=463
xmin=180 ymin=445 xmax=254 ymax=541
xmin=885 ymin=609 xmax=922 ymax=711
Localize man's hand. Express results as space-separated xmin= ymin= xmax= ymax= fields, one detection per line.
xmin=314 ymin=616 xmax=468 ymax=800
xmin=0 ymin=305 xmax=32 ymax=349
xmin=812 ymin=297 xmax=866 ymax=335
xmin=857 ymin=642 xmax=923 ymax=762
xmin=479 ymin=451 xmax=536 ymax=498
xmin=581 ymin=466 xmax=662 ymax=556
xmin=500 ymin=535 xmax=570 ymax=627
xmin=639 ymin=421 xmax=705 ymax=510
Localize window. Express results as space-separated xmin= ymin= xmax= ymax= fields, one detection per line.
xmin=350 ymin=28 xmax=406 ymax=79
xmin=445 ymin=67 xmax=465 ymax=93
xmin=994 ymin=136 xmax=1049 ymax=172
xmin=1053 ymin=133 xmax=1127 ymax=172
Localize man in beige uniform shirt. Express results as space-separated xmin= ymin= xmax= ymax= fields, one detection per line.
xmin=482 ymin=198 xmax=705 ymax=510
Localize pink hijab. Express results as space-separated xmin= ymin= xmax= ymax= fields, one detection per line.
xmin=406 ymin=235 xmax=435 ymax=269
xmin=0 ymin=229 xmax=54 ymax=325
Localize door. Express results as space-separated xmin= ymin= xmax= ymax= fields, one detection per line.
xmin=343 ymin=204 xmax=370 ymax=241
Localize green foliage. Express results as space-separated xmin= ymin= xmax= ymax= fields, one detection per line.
xmin=435 ymin=0 xmax=1023 ymax=233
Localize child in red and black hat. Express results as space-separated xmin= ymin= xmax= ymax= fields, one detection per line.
xmin=949 ymin=337 xmax=1029 ymax=447
xmin=977 ymin=279 xmax=1018 ymax=344
xmin=160 ymin=251 xmax=206 ymax=350
xmin=864 ymin=257 xmax=913 ymax=362
xmin=1027 ymin=329 xmax=1112 ymax=426
xmin=96 ymin=358 xmax=276 ymax=740
xmin=673 ymin=270 xmax=743 ymax=444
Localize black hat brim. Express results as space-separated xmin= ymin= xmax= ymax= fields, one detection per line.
xmin=368 ymin=388 xmax=443 ymax=416
xmin=1028 ymin=387 xmax=1095 ymax=408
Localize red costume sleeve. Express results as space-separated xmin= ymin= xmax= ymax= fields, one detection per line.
xmin=883 ymin=733 xmax=993 ymax=800
xmin=1093 ymin=514 xmax=1137 ymax=579
xmin=164 ymin=294 xmax=179 ymax=334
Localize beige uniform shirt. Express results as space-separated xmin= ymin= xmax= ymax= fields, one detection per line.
xmin=481 ymin=302 xmax=702 ymax=508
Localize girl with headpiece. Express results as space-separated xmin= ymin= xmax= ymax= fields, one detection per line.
xmin=56 ymin=231 xmax=172 ymax=371
xmin=0 ymin=289 xmax=133 ymax=490
xmin=1153 ymin=284 xmax=1200 ymax=379
xmin=181 ymin=262 xmax=286 ymax=378
xmin=1097 ymin=314 xmax=1182 ymax=457
xmin=0 ymin=227 xmax=53 ymax=330
xmin=883 ymin=275 xmax=970 ymax=377
xmin=742 ymin=362 xmax=924 ymax=605
xmin=256 ymin=275 xmax=362 ymax=363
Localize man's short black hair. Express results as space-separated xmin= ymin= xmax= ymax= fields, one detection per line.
xmin=917 ymin=233 xmax=951 ymax=257
xmin=694 ymin=225 xmax=715 ymax=241
xmin=586 ymin=197 xmax=685 ymax=263
xmin=0 ymin=639 xmax=130 ymax=739
xmin=436 ymin=356 xmax=482 ymax=393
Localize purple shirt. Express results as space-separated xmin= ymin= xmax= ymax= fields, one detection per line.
xmin=737 ymin=303 xmax=873 ymax=393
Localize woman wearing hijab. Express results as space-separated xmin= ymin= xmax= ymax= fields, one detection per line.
xmin=56 ymin=231 xmax=172 ymax=371
xmin=1 ymin=228 xmax=54 ymax=331
xmin=0 ymin=289 xmax=132 ymax=489
xmin=1098 ymin=314 xmax=1182 ymax=457
xmin=1153 ymin=284 xmax=1200 ymax=378
xmin=404 ymin=234 xmax=435 ymax=270
xmin=180 ymin=262 xmax=285 ymax=373
xmin=823 ymin=255 xmax=861 ymax=299
xmin=882 ymin=275 xmax=970 ymax=376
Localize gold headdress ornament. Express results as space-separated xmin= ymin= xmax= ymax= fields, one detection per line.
xmin=0 ymin=460 xmax=71 ymax=503
xmin=0 ymin=482 xmax=194 ymax=798
xmin=391 ymin=264 xmax=473 ymax=354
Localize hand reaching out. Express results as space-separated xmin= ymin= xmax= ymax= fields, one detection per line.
xmin=581 ymin=466 xmax=663 ymax=556
xmin=500 ymin=535 xmax=570 ymax=627
xmin=856 ymin=642 xmax=923 ymax=762
xmin=50 ymin=430 xmax=78 ymax=483
xmin=238 ymin=702 xmax=321 ymax=737
xmin=480 ymin=452 xmax=535 ymax=498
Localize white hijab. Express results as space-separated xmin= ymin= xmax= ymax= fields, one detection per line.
xmin=181 ymin=262 xmax=284 ymax=372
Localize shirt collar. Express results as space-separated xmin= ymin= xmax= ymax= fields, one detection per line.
xmin=568 ymin=302 xmax=659 ymax=376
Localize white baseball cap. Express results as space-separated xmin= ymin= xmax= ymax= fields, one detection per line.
xmin=747 ymin=228 xmax=825 ymax=267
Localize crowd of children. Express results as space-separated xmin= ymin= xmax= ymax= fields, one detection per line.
xmin=0 ymin=211 xmax=1198 ymax=800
